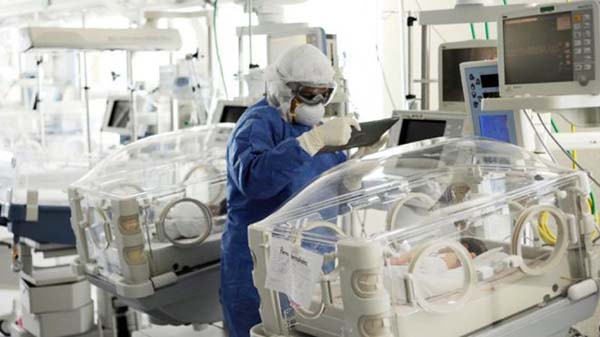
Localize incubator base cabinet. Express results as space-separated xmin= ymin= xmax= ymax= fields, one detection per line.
xmin=68 ymin=124 xmax=234 ymax=326
xmin=248 ymin=137 xmax=600 ymax=337
xmin=8 ymin=241 xmax=98 ymax=337
xmin=0 ymin=117 xmax=113 ymax=337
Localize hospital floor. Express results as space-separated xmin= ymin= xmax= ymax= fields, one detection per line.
xmin=576 ymin=301 xmax=600 ymax=337
xmin=132 ymin=323 xmax=226 ymax=337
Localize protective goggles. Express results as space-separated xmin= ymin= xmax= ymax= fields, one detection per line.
xmin=287 ymin=82 xmax=336 ymax=106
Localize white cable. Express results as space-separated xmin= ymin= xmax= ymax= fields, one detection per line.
xmin=523 ymin=109 xmax=558 ymax=163
xmin=0 ymin=80 xmax=17 ymax=99
xmin=535 ymin=112 xmax=600 ymax=189
xmin=247 ymin=0 xmax=253 ymax=66
xmin=212 ymin=0 xmax=229 ymax=99
xmin=375 ymin=44 xmax=398 ymax=110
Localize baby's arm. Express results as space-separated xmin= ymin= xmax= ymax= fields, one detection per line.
xmin=390 ymin=251 xmax=462 ymax=270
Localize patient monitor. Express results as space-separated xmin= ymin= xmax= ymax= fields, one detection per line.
xmin=212 ymin=99 xmax=248 ymax=124
xmin=102 ymin=95 xmax=132 ymax=135
xmin=439 ymin=40 xmax=497 ymax=111
xmin=102 ymin=95 xmax=157 ymax=138
xmin=461 ymin=60 xmax=531 ymax=146
xmin=387 ymin=110 xmax=466 ymax=148
xmin=499 ymin=1 xmax=600 ymax=97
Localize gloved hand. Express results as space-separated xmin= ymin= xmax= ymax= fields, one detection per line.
xmin=350 ymin=133 xmax=389 ymax=160
xmin=297 ymin=117 xmax=361 ymax=156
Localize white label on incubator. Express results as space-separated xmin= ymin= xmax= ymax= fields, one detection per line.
xmin=265 ymin=238 xmax=324 ymax=309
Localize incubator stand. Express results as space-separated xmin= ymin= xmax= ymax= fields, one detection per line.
xmin=69 ymin=124 xmax=233 ymax=326
xmin=249 ymin=137 xmax=600 ymax=337
xmin=0 ymin=110 xmax=114 ymax=337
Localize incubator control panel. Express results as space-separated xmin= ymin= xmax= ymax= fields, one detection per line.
xmin=461 ymin=61 xmax=520 ymax=146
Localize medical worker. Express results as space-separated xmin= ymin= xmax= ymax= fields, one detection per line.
xmin=220 ymin=44 xmax=360 ymax=337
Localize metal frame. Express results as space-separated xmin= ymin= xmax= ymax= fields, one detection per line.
xmin=409 ymin=3 xmax=526 ymax=109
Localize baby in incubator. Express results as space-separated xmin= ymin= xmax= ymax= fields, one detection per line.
xmin=389 ymin=238 xmax=488 ymax=270
xmin=386 ymin=238 xmax=509 ymax=301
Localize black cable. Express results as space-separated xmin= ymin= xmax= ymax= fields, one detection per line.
xmin=0 ymin=319 xmax=10 ymax=337
xmin=536 ymin=112 xmax=600 ymax=189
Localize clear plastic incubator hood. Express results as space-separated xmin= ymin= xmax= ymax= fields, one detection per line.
xmin=68 ymin=124 xmax=233 ymax=325
xmin=0 ymin=108 xmax=102 ymax=246
xmin=249 ymin=137 xmax=600 ymax=337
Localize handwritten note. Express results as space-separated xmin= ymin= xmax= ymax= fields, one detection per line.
xmin=265 ymin=238 xmax=324 ymax=309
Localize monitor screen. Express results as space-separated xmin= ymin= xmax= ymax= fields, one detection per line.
xmin=107 ymin=100 xmax=131 ymax=128
xmin=220 ymin=105 xmax=247 ymax=123
xmin=504 ymin=13 xmax=574 ymax=84
xmin=442 ymin=47 xmax=497 ymax=102
xmin=479 ymin=114 xmax=511 ymax=143
xmin=503 ymin=9 xmax=595 ymax=84
xmin=480 ymin=73 xmax=499 ymax=88
xmin=398 ymin=119 xmax=447 ymax=145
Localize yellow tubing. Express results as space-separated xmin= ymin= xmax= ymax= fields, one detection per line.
xmin=538 ymin=198 xmax=599 ymax=245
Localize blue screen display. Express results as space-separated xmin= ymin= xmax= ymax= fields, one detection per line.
xmin=479 ymin=114 xmax=511 ymax=143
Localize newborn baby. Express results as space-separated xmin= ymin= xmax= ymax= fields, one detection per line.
xmin=386 ymin=238 xmax=505 ymax=302
xmin=390 ymin=238 xmax=488 ymax=270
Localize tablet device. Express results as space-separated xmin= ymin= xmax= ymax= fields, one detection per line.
xmin=318 ymin=117 xmax=399 ymax=154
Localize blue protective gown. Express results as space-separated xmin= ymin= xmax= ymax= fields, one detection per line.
xmin=220 ymin=99 xmax=346 ymax=337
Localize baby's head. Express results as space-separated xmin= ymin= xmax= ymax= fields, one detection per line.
xmin=460 ymin=238 xmax=488 ymax=258
xmin=437 ymin=238 xmax=488 ymax=269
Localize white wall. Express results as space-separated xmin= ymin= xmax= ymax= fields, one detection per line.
xmin=211 ymin=0 xmax=388 ymax=120
xmin=284 ymin=0 xmax=386 ymax=120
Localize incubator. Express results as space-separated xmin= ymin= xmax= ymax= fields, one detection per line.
xmin=0 ymin=109 xmax=113 ymax=337
xmin=0 ymin=108 xmax=97 ymax=246
xmin=249 ymin=137 xmax=600 ymax=337
xmin=69 ymin=124 xmax=233 ymax=326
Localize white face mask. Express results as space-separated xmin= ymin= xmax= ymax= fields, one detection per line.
xmin=293 ymin=103 xmax=325 ymax=127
